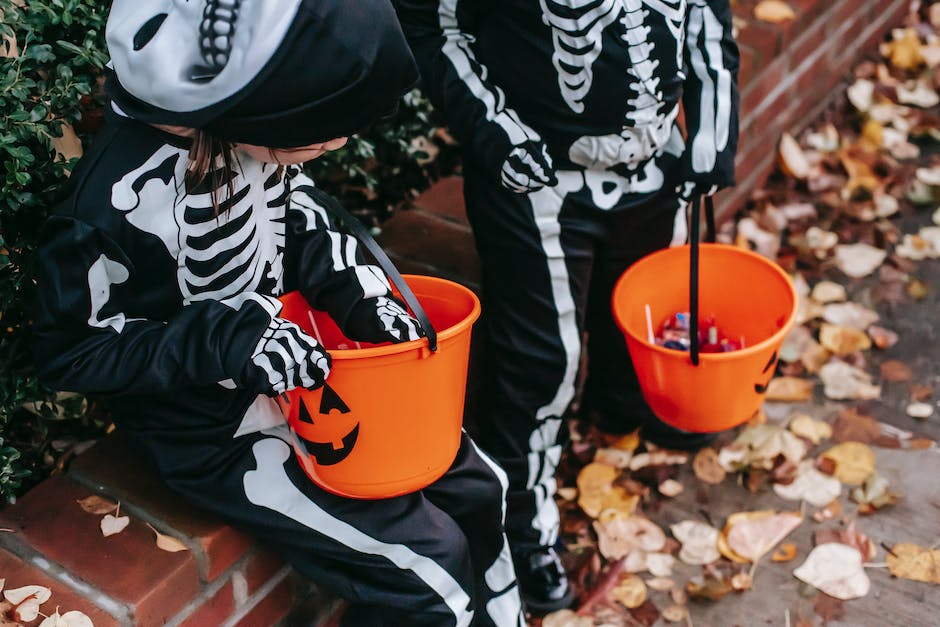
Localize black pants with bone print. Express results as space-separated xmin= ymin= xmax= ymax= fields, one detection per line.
xmin=135 ymin=423 xmax=524 ymax=627
xmin=464 ymin=162 xmax=711 ymax=559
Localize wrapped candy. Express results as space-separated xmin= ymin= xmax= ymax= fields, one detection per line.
xmin=655 ymin=312 xmax=743 ymax=353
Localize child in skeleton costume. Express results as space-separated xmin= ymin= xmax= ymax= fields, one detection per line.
xmin=395 ymin=0 xmax=739 ymax=612
xmin=33 ymin=2 xmax=526 ymax=625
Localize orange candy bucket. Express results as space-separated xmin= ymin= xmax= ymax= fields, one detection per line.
xmin=612 ymin=243 xmax=798 ymax=433
xmin=277 ymin=275 xmax=480 ymax=499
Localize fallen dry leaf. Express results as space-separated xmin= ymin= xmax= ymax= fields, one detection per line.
xmin=594 ymin=514 xmax=666 ymax=560
xmin=774 ymin=460 xmax=843 ymax=507
xmin=813 ymin=499 xmax=843 ymax=523
xmin=794 ymin=543 xmax=870 ymax=600
xmin=101 ymin=514 xmax=130 ymax=537
xmin=76 ymin=495 xmax=118 ymax=515
xmin=880 ymin=359 xmax=913 ymax=382
xmin=51 ymin=121 xmax=83 ymax=163
xmin=822 ymin=302 xmax=879 ymax=330
xmin=819 ymin=361 xmax=882 ymax=401
xmin=722 ymin=510 xmax=803 ymax=563
xmin=145 ymin=523 xmax=189 ymax=553
xmin=670 ymin=520 xmax=721 ymax=565
xmin=38 ymin=611 xmax=93 ymax=627
xmin=820 ymin=442 xmax=875 ymax=485
xmin=867 ymin=325 xmax=898 ymax=349
xmin=820 ymin=324 xmax=871 ymax=355
xmin=778 ymin=132 xmax=811 ymax=179
xmin=2 ymin=585 xmax=51 ymax=606
xmin=811 ymin=281 xmax=847 ymax=304
xmin=731 ymin=572 xmax=753 ymax=591
xmin=847 ymin=79 xmax=875 ymax=112
xmin=881 ymin=27 xmax=925 ymax=71
xmin=831 ymin=408 xmax=881 ymax=443
xmin=765 ymin=376 xmax=815 ymax=401
xmin=628 ymin=450 xmax=688 ymax=471
xmin=886 ymin=542 xmax=940 ymax=583
xmin=734 ymin=424 xmax=808 ymax=468
xmin=658 ymin=479 xmax=683 ymax=498
xmin=594 ymin=447 xmax=634 ymax=469
xmin=789 ymin=414 xmax=832 ymax=444
xmin=611 ymin=574 xmax=647 ymax=609
xmin=645 ymin=553 xmax=676 ymax=577
xmin=834 ymin=244 xmax=887 ymax=278
xmin=772 ymin=543 xmax=798 ymax=563
xmin=692 ymin=447 xmax=726 ymax=484
xmin=814 ymin=521 xmax=877 ymax=562
xmin=647 ymin=577 xmax=675 ymax=591
xmin=661 ymin=605 xmax=689 ymax=623
xmin=754 ymin=0 xmax=796 ymax=23
xmin=686 ymin=571 xmax=734 ymax=601
xmin=851 ymin=471 xmax=902 ymax=514
xmin=542 ymin=609 xmax=593 ymax=627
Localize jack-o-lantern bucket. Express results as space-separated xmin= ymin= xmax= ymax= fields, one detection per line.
xmin=612 ymin=243 xmax=798 ymax=433
xmin=277 ymin=275 xmax=480 ymax=499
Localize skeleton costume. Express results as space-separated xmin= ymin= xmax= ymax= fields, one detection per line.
xmin=33 ymin=2 xmax=524 ymax=625
xmin=395 ymin=0 xmax=739 ymax=609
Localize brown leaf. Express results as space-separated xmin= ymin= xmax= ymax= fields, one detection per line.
xmin=686 ymin=572 xmax=734 ymax=601
xmin=814 ymin=592 xmax=846 ymax=623
xmin=76 ymin=495 xmax=118 ymax=515
xmin=910 ymin=384 xmax=933 ymax=401
xmin=814 ymin=521 xmax=877 ymax=562
xmin=886 ymin=543 xmax=940 ymax=583
xmin=868 ymin=326 xmax=899 ymax=349
xmin=831 ymin=408 xmax=881 ymax=444
xmin=628 ymin=600 xmax=661 ymax=627
xmin=692 ymin=448 xmax=726 ymax=484
xmin=880 ymin=359 xmax=913 ymax=382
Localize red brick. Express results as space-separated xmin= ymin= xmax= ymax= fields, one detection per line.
xmin=741 ymin=57 xmax=788 ymax=119
xmin=69 ymin=433 xmax=253 ymax=583
xmin=376 ymin=207 xmax=480 ymax=288
xmin=0 ymin=548 xmax=123 ymax=626
xmin=738 ymin=45 xmax=757 ymax=89
xmin=179 ymin=581 xmax=236 ymax=627
xmin=786 ymin=7 xmax=829 ymax=62
xmin=410 ymin=176 xmax=468 ymax=226
xmin=736 ymin=20 xmax=784 ymax=68
xmin=242 ymin=549 xmax=286 ymax=597
xmin=793 ymin=47 xmax=838 ymax=102
xmin=789 ymin=0 xmax=828 ymax=25
xmin=232 ymin=579 xmax=294 ymax=627
xmin=0 ymin=476 xmax=200 ymax=627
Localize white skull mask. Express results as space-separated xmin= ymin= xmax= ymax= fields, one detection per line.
xmin=106 ymin=0 xmax=303 ymax=114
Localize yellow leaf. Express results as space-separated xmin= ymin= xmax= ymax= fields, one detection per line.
xmin=819 ymin=323 xmax=872 ymax=355
xmin=146 ymin=523 xmax=189 ymax=553
xmin=772 ymin=543 xmax=798 ymax=562
xmin=764 ymin=376 xmax=814 ymax=401
xmin=754 ymin=0 xmax=796 ymax=24
xmin=820 ymin=442 xmax=875 ymax=485
xmin=881 ymin=28 xmax=925 ymax=71
xmin=722 ymin=510 xmax=802 ymax=563
xmin=611 ymin=574 xmax=647 ymax=609
xmin=886 ymin=543 xmax=940 ymax=583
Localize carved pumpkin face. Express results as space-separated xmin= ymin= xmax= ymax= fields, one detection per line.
xmin=292 ymin=384 xmax=360 ymax=466
xmin=753 ymin=351 xmax=778 ymax=395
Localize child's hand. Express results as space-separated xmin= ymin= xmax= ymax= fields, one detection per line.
xmin=343 ymin=296 xmax=425 ymax=344
xmin=241 ymin=318 xmax=331 ymax=395
xmin=500 ymin=140 xmax=558 ymax=193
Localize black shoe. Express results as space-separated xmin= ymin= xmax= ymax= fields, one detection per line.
xmin=514 ymin=547 xmax=575 ymax=615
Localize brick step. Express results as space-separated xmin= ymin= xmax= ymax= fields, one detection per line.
xmin=0 ymin=432 xmax=334 ymax=626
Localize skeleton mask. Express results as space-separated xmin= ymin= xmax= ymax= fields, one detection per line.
xmin=107 ymin=0 xmax=302 ymax=116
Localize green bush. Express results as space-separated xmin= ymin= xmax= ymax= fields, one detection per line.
xmin=0 ymin=0 xmax=452 ymax=502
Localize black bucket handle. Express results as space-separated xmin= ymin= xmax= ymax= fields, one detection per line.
xmin=315 ymin=193 xmax=438 ymax=352
xmin=689 ymin=195 xmax=717 ymax=367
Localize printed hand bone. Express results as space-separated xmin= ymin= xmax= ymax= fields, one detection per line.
xmin=242 ymin=317 xmax=331 ymax=395
xmin=344 ymin=296 xmax=424 ymax=344
xmin=500 ymin=140 xmax=558 ymax=193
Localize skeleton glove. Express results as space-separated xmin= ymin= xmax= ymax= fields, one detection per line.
xmin=241 ymin=317 xmax=332 ymax=395
xmin=500 ymin=140 xmax=558 ymax=193
xmin=343 ymin=295 xmax=425 ymax=345
xmin=677 ymin=181 xmax=719 ymax=203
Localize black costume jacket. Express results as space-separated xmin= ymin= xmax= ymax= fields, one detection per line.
xmin=33 ymin=113 xmax=394 ymax=471
xmin=396 ymin=0 xmax=739 ymax=206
